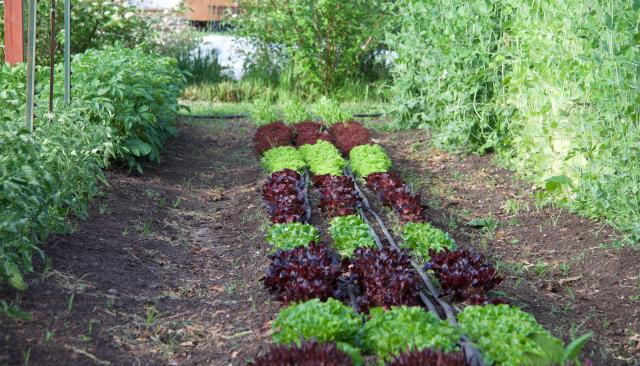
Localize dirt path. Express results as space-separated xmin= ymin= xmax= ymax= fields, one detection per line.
xmin=0 ymin=119 xmax=277 ymax=366
xmin=375 ymin=128 xmax=640 ymax=365
xmin=1 ymin=120 xmax=639 ymax=365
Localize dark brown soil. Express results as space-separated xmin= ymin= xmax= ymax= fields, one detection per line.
xmin=374 ymin=129 xmax=640 ymax=366
xmin=0 ymin=119 xmax=278 ymax=366
xmin=1 ymin=120 xmax=639 ymax=366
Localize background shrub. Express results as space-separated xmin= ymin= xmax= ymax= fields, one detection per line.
xmin=234 ymin=0 xmax=390 ymax=94
xmin=386 ymin=0 xmax=508 ymax=153
xmin=387 ymin=0 xmax=640 ymax=242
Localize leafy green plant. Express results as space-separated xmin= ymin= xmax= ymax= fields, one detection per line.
xmin=66 ymin=47 xmax=186 ymax=171
xmin=251 ymin=99 xmax=280 ymax=126
xmin=272 ymin=298 xmax=363 ymax=363
xmin=401 ymin=222 xmax=456 ymax=261
xmin=388 ymin=0 xmax=640 ymax=243
xmin=0 ymin=47 xmax=185 ymax=314
xmin=282 ymin=98 xmax=313 ymax=124
xmin=349 ymin=144 xmax=392 ymax=177
xmin=311 ymin=97 xmax=351 ymax=124
xmin=329 ymin=215 xmax=377 ymax=257
xmin=261 ymin=146 xmax=306 ymax=173
xmin=0 ymin=64 xmax=29 ymax=122
xmin=387 ymin=0 xmax=507 ymax=153
xmin=0 ymin=107 xmax=113 ymax=300
xmin=266 ymin=223 xmax=320 ymax=251
xmin=497 ymin=1 xmax=640 ymax=245
xmin=299 ymin=140 xmax=346 ymax=176
xmin=177 ymin=48 xmax=232 ymax=86
xmin=363 ymin=306 xmax=460 ymax=364
xmin=458 ymin=304 xmax=589 ymax=365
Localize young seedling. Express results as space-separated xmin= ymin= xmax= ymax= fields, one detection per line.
xmin=67 ymin=293 xmax=75 ymax=312
xmin=558 ymin=262 xmax=571 ymax=276
xmin=139 ymin=219 xmax=152 ymax=237
xmin=502 ymin=199 xmax=529 ymax=216
xmin=145 ymin=305 xmax=158 ymax=329
xmin=80 ymin=319 xmax=100 ymax=342
xmin=534 ymin=260 xmax=549 ymax=277
xmin=172 ymin=197 xmax=183 ymax=209
xmin=43 ymin=329 xmax=55 ymax=344
xmin=22 ymin=347 xmax=31 ymax=366
xmin=98 ymin=202 xmax=109 ymax=215
xmin=224 ymin=283 xmax=237 ymax=295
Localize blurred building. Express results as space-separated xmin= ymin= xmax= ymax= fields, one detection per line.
xmin=184 ymin=0 xmax=239 ymax=23
xmin=127 ymin=0 xmax=238 ymax=29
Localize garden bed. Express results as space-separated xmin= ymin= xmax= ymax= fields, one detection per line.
xmin=0 ymin=119 xmax=637 ymax=365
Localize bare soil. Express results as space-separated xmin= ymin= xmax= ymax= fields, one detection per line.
xmin=0 ymin=119 xmax=277 ymax=366
xmin=0 ymin=120 xmax=638 ymax=365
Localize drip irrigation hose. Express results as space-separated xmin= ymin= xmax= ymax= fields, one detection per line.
xmin=347 ymin=167 xmax=401 ymax=250
xmin=347 ymin=284 xmax=360 ymax=314
xmin=302 ymin=169 xmax=312 ymax=223
xmin=356 ymin=206 xmax=384 ymax=250
xmin=183 ymin=113 xmax=385 ymax=120
xmin=347 ymin=167 xmax=484 ymax=366
xmin=418 ymin=291 xmax=439 ymax=315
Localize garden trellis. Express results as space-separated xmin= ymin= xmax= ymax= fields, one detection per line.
xmin=2 ymin=0 xmax=71 ymax=131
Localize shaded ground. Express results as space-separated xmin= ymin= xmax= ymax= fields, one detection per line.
xmin=1 ymin=120 xmax=639 ymax=365
xmin=0 ymin=119 xmax=277 ymax=366
xmin=375 ymin=129 xmax=640 ymax=365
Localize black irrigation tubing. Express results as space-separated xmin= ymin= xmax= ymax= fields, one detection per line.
xmin=356 ymin=206 xmax=384 ymax=250
xmin=302 ymin=169 xmax=312 ymax=223
xmin=418 ymin=291 xmax=440 ymax=316
xmin=347 ymin=167 xmax=484 ymax=366
xmin=185 ymin=114 xmax=247 ymax=119
xmin=348 ymin=167 xmax=403 ymax=252
xmin=182 ymin=113 xmax=385 ymax=120
xmin=347 ymin=284 xmax=361 ymax=314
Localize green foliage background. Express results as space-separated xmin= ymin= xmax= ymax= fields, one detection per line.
xmin=388 ymin=0 xmax=640 ymax=242
xmin=233 ymin=0 xmax=390 ymax=95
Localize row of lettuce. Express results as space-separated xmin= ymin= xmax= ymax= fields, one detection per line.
xmin=0 ymin=47 xmax=186 ymax=310
xmin=249 ymin=120 xmax=590 ymax=365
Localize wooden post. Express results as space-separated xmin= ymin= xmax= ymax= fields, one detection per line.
xmin=3 ymin=0 xmax=24 ymax=65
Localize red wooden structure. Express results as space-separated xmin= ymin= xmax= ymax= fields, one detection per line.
xmin=3 ymin=0 xmax=24 ymax=65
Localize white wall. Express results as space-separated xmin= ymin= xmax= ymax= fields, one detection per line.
xmin=126 ymin=0 xmax=182 ymax=9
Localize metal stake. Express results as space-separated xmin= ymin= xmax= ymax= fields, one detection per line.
xmin=49 ymin=0 xmax=56 ymax=114
xmin=25 ymin=0 xmax=37 ymax=132
xmin=63 ymin=0 xmax=70 ymax=103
